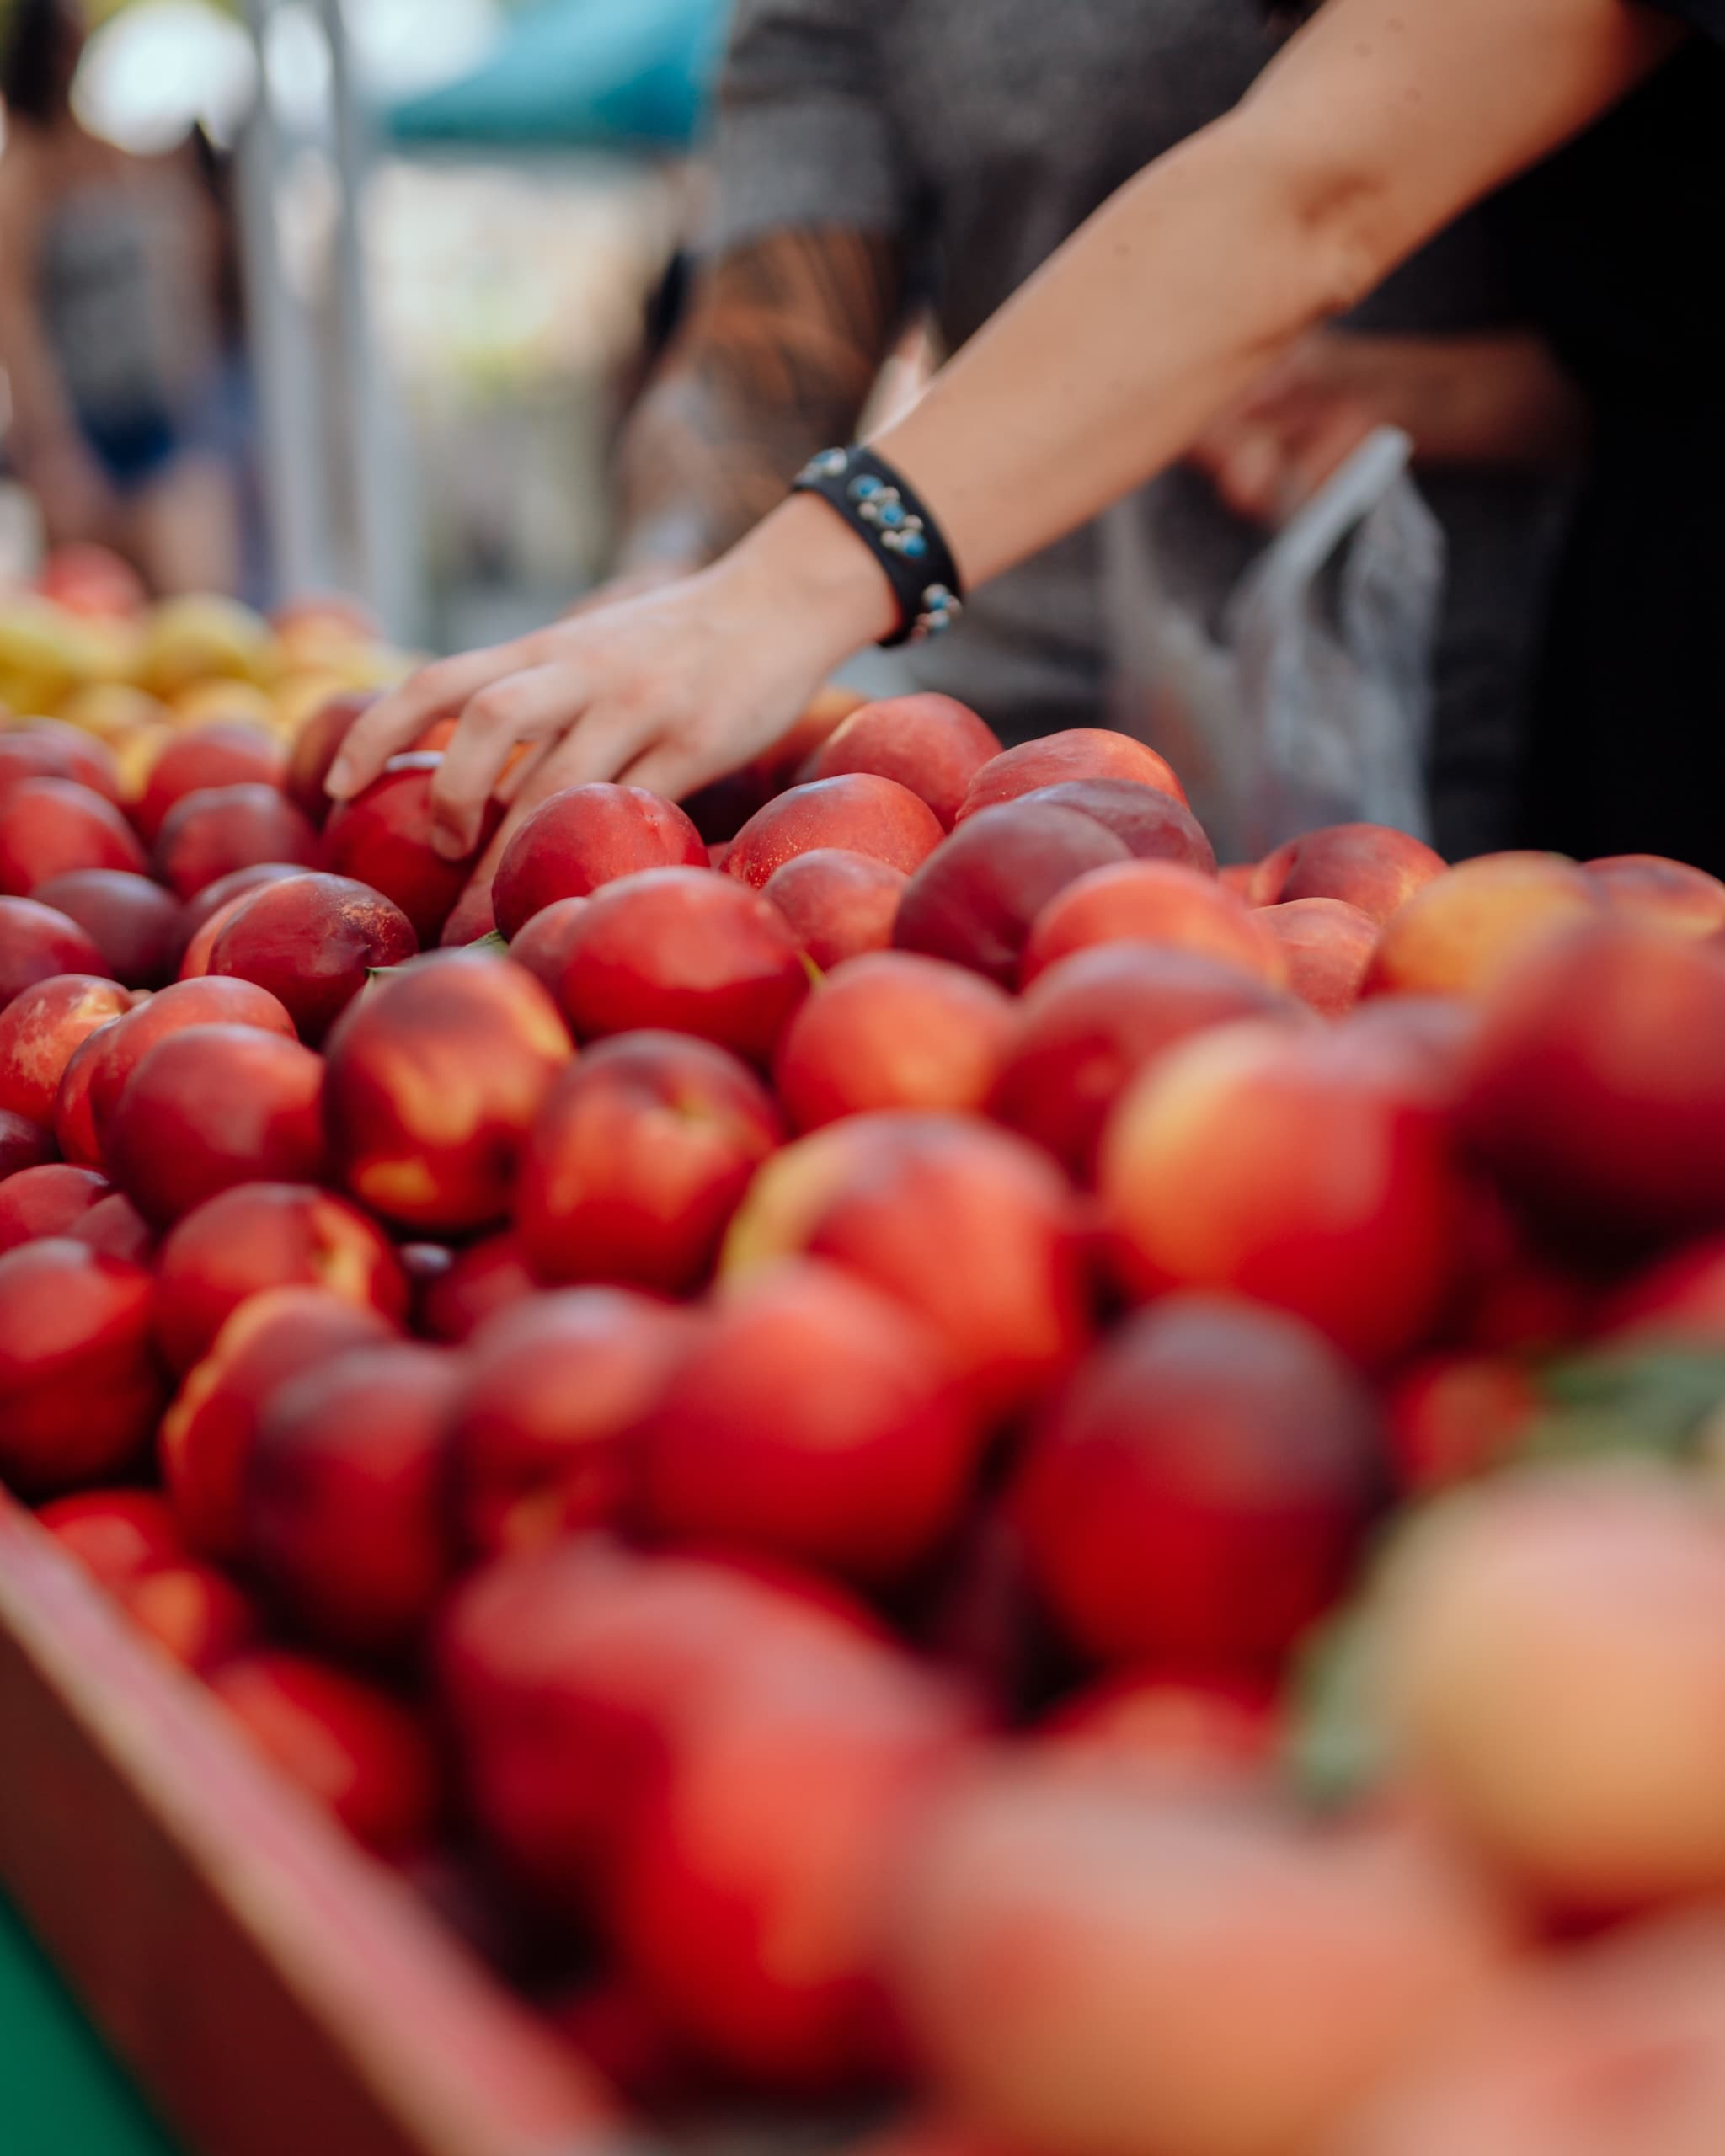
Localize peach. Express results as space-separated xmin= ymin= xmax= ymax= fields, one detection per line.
xmin=1257 ymin=897 xmax=1380 ymax=1015
xmin=761 ymin=849 xmax=907 ymax=971
xmin=0 ymin=719 xmax=120 ymax=805
xmin=638 ymin=1261 xmax=984 ymax=1584
xmin=160 ymin=1285 xmax=398 ymax=1558
xmin=172 ymin=861 xmax=309 ymax=963
xmin=727 ymin=773 xmax=945 ymax=890
xmin=0 ymin=776 xmax=147 ymax=894
xmin=1336 ymin=1913 xmax=1725 ymax=2156
xmin=63 ymin=973 xmax=297 ymax=1170
xmin=1458 ymin=918 xmax=1725 ymax=1243
xmin=131 ymin=720 xmax=286 ymax=843
xmin=67 ymin=1192 xmax=154 ymax=1264
xmin=245 ymin=1340 xmax=460 ymax=1656
xmin=416 ymin=1231 xmax=537 ymax=1342
xmin=1035 ymin=1671 xmax=1279 ymax=1788
xmin=894 ymin=800 xmax=1130 ymax=985
xmin=37 ymin=1487 xmax=184 ymax=1587
xmin=724 ymin=1112 xmax=1088 ymax=1414
xmin=993 ymin=944 xmax=1305 ymax=1180
xmin=0 ymin=1240 xmax=163 ymax=1494
xmin=115 ymin=1561 xmax=258 ymax=1673
xmin=1023 ymin=859 xmax=1285 ymax=988
xmin=1386 ymin=1354 xmax=1540 ymax=1494
xmin=517 ymin=1030 xmax=783 ymax=1293
xmin=0 ymin=895 xmax=106 ymax=1011
xmin=175 ymin=889 xmax=257 ymax=979
xmin=606 ymin=1636 xmax=978 ymax=2088
xmin=1013 ymin=1294 xmax=1385 ymax=1668
xmin=1380 ymin=1468 xmax=1725 ymax=1914
xmin=956 ymin=729 xmax=1187 ymax=820
xmin=0 ymin=1110 xmax=56 ymax=1180
xmin=285 ymin=691 xmax=375 ymax=827
xmin=323 ymin=750 xmax=502 ymax=944
xmin=1018 ymin=776 xmax=1216 ymax=873
xmin=504 ymin=895 xmax=589 ymax=995
xmin=152 ymin=782 xmax=321 ymax=901
xmin=323 ymin=951 xmax=571 ymax=1231
xmin=1365 ymin=854 xmax=1602 ymax=998
xmin=439 ymin=1540 xmax=902 ymax=1907
xmin=451 ymin=1288 xmax=694 ymax=1556
xmin=773 ymin=953 xmax=1015 ymax=1132
xmin=554 ymin=867 xmax=809 ymax=1063
xmin=152 ymin=1181 xmax=410 ymax=1372
xmin=206 ymin=871 xmax=417 ymax=1043
xmin=809 ymin=694 xmax=1003 ymax=830
xmin=0 ymin=973 xmax=135 ymax=1124
xmin=436 ymin=876 xmax=494 ymax=947
xmin=49 ymin=1031 xmax=107 ymax=1166
xmin=490 ymin=782 xmax=708 ymax=937
xmin=107 ymin=1025 xmax=328 ymax=1225
xmin=1599 ymin=1236 xmax=1725 ymax=1342
xmin=30 ymin=870 xmax=181 ymax=989
xmin=210 ymin=1651 xmax=439 ymax=1855
xmin=1586 ymin=852 xmax=1725 ymax=938
xmin=0 ymin=1163 xmax=110 ymax=1254
xmin=1269 ymin=822 xmax=1447 ymax=925
xmin=891 ymin=1772 xmax=1510 ymax=2156
xmin=1101 ymin=1019 xmax=1466 ymax=1366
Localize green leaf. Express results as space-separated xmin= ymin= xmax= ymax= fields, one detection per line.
xmin=1517 ymin=1345 xmax=1725 ymax=1469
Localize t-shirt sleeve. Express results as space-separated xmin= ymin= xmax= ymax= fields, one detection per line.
xmin=702 ymin=0 xmax=910 ymax=253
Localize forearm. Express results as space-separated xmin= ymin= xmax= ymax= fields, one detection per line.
xmin=1338 ymin=332 xmax=1593 ymax=469
xmin=614 ymin=227 xmax=903 ymax=574
xmin=871 ymin=0 xmax=1679 ymax=590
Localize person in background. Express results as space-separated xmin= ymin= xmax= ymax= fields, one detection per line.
xmin=333 ymin=0 xmax=1721 ymax=880
xmin=598 ymin=0 xmax=1589 ymax=859
xmin=0 ymin=0 xmax=241 ymax=595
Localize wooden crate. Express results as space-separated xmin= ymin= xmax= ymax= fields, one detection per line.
xmin=0 ymin=1493 xmax=628 ymax=2156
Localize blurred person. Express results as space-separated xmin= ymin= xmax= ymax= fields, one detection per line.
xmin=332 ymin=0 xmax=1720 ymax=877
xmin=0 ymin=0 xmax=241 ymax=595
xmin=595 ymin=2 xmax=1588 ymax=859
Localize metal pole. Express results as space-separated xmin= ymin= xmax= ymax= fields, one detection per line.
xmin=236 ymin=0 xmax=332 ymax=602
xmin=319 ymin=0 xmax=411 ymax=639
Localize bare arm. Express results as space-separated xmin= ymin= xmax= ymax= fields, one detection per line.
xmin=876 ymin=0 xmax=1680 ymax=585
xmin=611 ymin=227 xmax=905 ymax=578
xmin=334 ymin=0 xmax=1685 ymax=845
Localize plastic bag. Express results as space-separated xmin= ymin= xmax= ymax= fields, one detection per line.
xmin=1103 ymin=427 xmax=1445 ymax=862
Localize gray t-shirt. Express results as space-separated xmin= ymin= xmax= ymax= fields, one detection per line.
xmin=708 ymin=0 xmax=1569 ymax=857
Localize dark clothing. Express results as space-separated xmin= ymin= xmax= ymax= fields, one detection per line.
xmin=1503 ymin=16 xmax=1725 ymax=868
xmin=711 ymin=0 xmax=1567 ymax=857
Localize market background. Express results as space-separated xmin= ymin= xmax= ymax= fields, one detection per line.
xmin=0 ymin=0 xmax=724 ymax=650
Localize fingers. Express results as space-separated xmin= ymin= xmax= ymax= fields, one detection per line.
xmin=429 ymin=664 xmax=590 ymax=859
xmin=1284 ymin=397 xmax=1377 ymax=510
xmin=326 ymin=642 xmax=534 ymax=801
xmin=615 ymin=735 xmax=711 ymax=804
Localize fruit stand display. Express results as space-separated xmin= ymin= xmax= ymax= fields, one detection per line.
xmin=7 ymin=558 xmax=1725 ymax=2153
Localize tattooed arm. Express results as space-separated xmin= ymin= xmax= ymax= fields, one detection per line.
xmin=609 ymin=227 xmax=906 ymax=584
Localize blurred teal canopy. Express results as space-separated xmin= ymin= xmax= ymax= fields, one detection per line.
xmin=387 ymin=0 xmax=729 ymax=151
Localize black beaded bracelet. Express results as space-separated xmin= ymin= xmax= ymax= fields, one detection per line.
xmin=790 ymin=445 xmax=964 ymax=648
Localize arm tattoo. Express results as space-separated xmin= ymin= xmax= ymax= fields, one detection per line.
xmin=615 ymin=227 xmax=905 ymax=573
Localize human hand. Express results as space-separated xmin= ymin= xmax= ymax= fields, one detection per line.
xmin=1185 ymin=334 xmax=1381 ymax=525
xmin=325 ymin=494 xmax=894 ymax=864
xmin=1188 ymin=328 xmax=1588 ymax=522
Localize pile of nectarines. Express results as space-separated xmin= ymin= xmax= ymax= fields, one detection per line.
xmin=8 ymin=668 xmax=1725 ymax=2153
